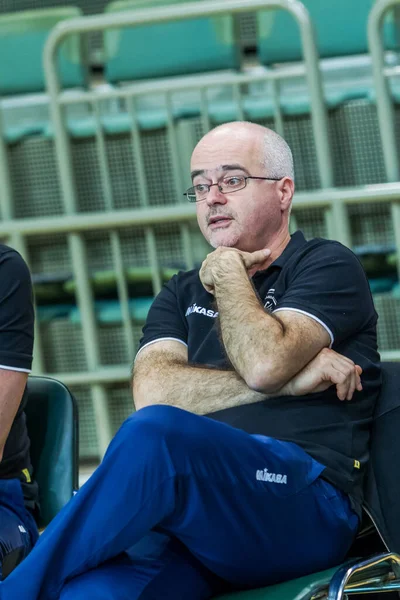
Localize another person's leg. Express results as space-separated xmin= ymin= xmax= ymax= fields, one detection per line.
xmin=0 ymin=406 xmax=358 ymax=600
xmin=60 ymin=534 xmax=228 ymax=600
xmin=0 ymin=479 xmax=38 ymax=580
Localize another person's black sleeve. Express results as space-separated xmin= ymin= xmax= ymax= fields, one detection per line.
xmin=0 ymin=249 xmax=34 ymax=372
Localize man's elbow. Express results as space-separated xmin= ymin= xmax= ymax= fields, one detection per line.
xmin=244 ymin=359 xmax=288 ymax=394
xmin=132 ymin=377 xmax=156 ymax=410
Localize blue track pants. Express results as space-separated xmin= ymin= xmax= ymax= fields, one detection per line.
xmin=0 ymin=406 xmax=359 ymax=599
xmin=0 ymin=479 xmax=38 ymax=580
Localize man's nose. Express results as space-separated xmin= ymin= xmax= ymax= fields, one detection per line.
xmin=206 ymin=183 xmax=227 ymax=206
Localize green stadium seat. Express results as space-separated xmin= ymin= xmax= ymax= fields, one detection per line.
xmin=0 ymin=7 xmax=89 ymax=144
xmin=36 ymin=298 xmax=154 ymax=326
xmin=24 ymin=376 xmax=79 ymax=529
xmin=63 ymin=267 xmax=177 ymax=295
xmin=214 ymin=565 xmax=339 ymax=599
xmin=0 ymin=7 xmax=85 ymax=96
xmin=213 ymin=553 xmax=400 ymax=598
xmin=257 ymin=0 xmax=399 ymax=65
xmin=104 ymin=0 xmax=240 ymax=83
xmin=70 ymin=297 xmax=153 ymax=324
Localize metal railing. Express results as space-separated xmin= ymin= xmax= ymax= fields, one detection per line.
xmin=36 ymin=0 xmax=333 ymax=456
xmin=368 ymin=0 xmax=400 ymax=293
xmin=1 ymin=183 xmax=399 ymax=369
xmin=0 ymin=0 xmax=398 ymax=458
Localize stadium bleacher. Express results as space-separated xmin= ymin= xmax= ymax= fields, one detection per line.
xmin=0 ymin=0 xmax=400 ymax=466
xmin=2 ymin=1 xmax=400 ymax=596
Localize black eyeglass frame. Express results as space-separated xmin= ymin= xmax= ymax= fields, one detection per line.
xmin=183 ymin=176 xmax=283 ymax=202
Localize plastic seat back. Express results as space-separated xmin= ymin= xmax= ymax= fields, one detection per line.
xmin=257 ymin=0 xmax=399 ymax=65
xmin=0 ymin=7 xmax=84 ymax=95
xmin=104 ymin=0 xmax=240 ymax=83
xmin=25 ymin=376 xmax=79 ymax=529
xmin=364 ymin=361 xmax=400 ymax=553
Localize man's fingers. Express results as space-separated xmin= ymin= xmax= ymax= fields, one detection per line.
xmin=346 ymin=369 xmax=357 ymax=401
xmin=323 ymin=360 xmax=362 ymax=401
xmin=321 ymin=366 xmax=348 ymax=401
xmin=336 ymin=366 xmax=361 ymax=400
xmin=241 ymin=249 xmax=271 ymax=268
xmin=355 ymin=365 xmax=363 ymax=391
xmin=335 ymin=360 xmax=363 ymax=398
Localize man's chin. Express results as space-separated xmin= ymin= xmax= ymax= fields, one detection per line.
xmin=210 ymin=236 xmax=239 ymax=249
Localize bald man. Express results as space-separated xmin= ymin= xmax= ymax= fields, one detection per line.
xmin=0 ymin=123 xmax=380 ymax=600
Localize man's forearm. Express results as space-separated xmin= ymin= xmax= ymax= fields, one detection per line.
xmin=133 ymin=355 xmax=267 ymax=414
xmin=212 ymin=257 xmax=286 ymax=390
xmin=210 ymin=252 xmax=329 ymax=392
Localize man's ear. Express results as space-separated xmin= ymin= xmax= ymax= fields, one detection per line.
xmin=278 ymin=177 xmax=295 ymax=212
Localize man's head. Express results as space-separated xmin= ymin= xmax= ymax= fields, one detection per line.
xmin=189 ymin=122 xmax=294 ymax=253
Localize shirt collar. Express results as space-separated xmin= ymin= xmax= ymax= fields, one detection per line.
xmin=271 ymin=230 xmax=307 ymax=268
xmin=252 ymin=230 xmax=307 ymax=279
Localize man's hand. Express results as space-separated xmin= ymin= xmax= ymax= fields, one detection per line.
xmin=199 ymin=247 xmax=271 ymax=294
xmin=283 ymin=348 xmax=363 ymax=401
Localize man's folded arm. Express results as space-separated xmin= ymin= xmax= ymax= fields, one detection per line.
xmin=132 ymin=340 xmax=362 ymax=413
xmin=132 ymin=339 xmax=265 ymax=414
xmin=209 ymin=244 xmax=371 ymax=394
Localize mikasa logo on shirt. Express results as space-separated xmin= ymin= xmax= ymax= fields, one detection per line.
xmin=256 ymin=469 xmax=288 ymax=484
xmin=264 ymin=288 xmax=277 ymax=313
xmin=185 ymin=303 xmax=219 ymax=318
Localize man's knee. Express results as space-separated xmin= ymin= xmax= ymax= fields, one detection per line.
xmin=107 ymin=405 xmax=202 ymax=465
xmin=119 ymin=405 xmax=195 ymax=443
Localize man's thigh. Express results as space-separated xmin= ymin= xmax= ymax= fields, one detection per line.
xmin=60 ymin=534 xmax=227 ymax=600
xmin=135 ymin=407 xmax=359 ymax=588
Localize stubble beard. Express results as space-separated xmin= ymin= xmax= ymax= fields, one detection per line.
xmin=209 ymin=229 xmax=240 ymax=249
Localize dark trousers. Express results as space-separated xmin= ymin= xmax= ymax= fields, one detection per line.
xmin=0 ymin=478 xmax=38 ymax=580
xmin=1 ymin=406 xmax=358 ymax=599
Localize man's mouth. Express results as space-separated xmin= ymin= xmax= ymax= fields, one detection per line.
xmin=208 ymin=216 xmax=232 ymax=227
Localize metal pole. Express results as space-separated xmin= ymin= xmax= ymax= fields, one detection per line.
xmin=44 ymin=27 xmax=113 ymax=457
xmin=5 ymin=182 xmax=400 ymax=237
xmin=43 ymin=0 xmax=329 ymax=187
xmin=368 ymin=0 xmax=400 ymax=182
xmin=0 ymin=109 xmax=13 ymax=221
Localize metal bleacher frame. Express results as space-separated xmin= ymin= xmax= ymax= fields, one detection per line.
xmin=0 ymin=0 xmax=400 ymax=459
xmin=369 ymin=0 xmax=400 ymax=263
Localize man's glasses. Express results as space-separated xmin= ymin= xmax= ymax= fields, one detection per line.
xmin=183 ymin=175 xmax=282 ymax=203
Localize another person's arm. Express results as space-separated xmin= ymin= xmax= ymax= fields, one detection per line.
xmin=0 ymin=371 xmax=28 ymax=461
xmin=0 ymin=250 xmax=34 ymax=461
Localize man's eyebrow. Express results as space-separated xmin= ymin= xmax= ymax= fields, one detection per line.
xmin=190 ymin=164 xmax=250 ymax=181
xmin=220 ymin=164 xmax=250 ymax=175
xmin=191 ymin=169 xmax=205 ymax=180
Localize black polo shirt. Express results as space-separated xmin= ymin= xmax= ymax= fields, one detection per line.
xmin=138 ymin=231 xmax=381 ymax=514
xmin=0 ymin=245 xmax=38 ymax=509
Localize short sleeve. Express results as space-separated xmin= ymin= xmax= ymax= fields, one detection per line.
xmin=136 ymin=275 xmax=188 ymax=356
xmin=273 ymin=242 xmax=376 ymax=346
xmin=0 ymin=250 xmax=34 ymax=372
